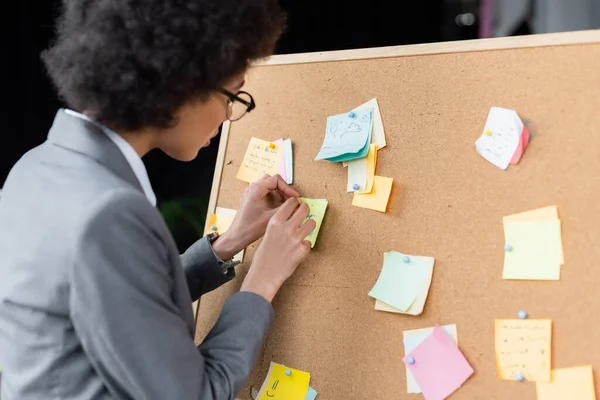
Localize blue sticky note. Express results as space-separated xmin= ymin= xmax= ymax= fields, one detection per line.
xmin=324 ymin=131 xmax=371 ymax=162
xmin=368 ymin=251 xmax=432 ymax=311
xmin=314 ymin=108 xmax=373 ymax=161
xmin=305 ymin=386 xmax=318 ymax=400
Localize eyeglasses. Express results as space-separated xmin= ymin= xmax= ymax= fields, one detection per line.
xmin=218 ymin=88 xmax=256 ymax=121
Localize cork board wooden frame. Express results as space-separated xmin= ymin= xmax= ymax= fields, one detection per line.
xmin=194 ymin=29 xmax=600 ymax=399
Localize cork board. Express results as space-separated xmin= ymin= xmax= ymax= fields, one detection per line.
xmin=195 ymin=30 xmax=600 ymax=399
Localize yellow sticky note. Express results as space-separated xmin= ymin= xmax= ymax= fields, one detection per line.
xmin=237 ymin=137 xmax=284 ymax=183
xmin=257 ymin=362 xmax=311 ymax=400
xmin=204 ymin=213 xmax=234 ymax=236
xmin=352 ymin=176 xmax=393 ymax=212
xmin=503 ymin=205 xmax=563 ymax=264
xmin=355 ymin=144 xmax=378 ymax=193
xmin=495 ymin=319 xmax=551 ymax=382
xmin=536 ymin=366 xmax=596 ymax=400
xmin=300 ymin=198 xmax=328 ymax=248
xmin=503 ymin=220 xmax=563 ymax=280
xmin=374 ymin=252 xmax=435 ymax=315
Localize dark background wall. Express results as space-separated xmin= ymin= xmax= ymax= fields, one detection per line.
xmin=0 ymin=0 xmax=481 ymax=250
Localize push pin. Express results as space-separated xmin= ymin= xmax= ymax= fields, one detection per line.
xmin=285 ymin=369 xmax=292 ymax=376
xmin=347 ymin=111 xmax=355 ymax=118
xmin=402 ymin=256 xmax=410 ymax=263
xmin=268 ymin=142 xmax=276 ymax=149
xmin=518 ymin=310 xmax=527 ymax=319
xmin=485 ymin=129 xmax=492 ymax=136
xmin=210 ymin=225 xmax=217 ymax=231
xmin=407 ymin=357 xmax=415 ymax=365
xmin=353 ymin=184 xmax=360 ymax=190
xmin=504 ymin=244 xmax=513 ymax=252
xmin=515 ymin=372 xmax=525 ymax=382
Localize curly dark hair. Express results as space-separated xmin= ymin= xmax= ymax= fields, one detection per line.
xmin=42 ymin=0 xmax=286 ymax=131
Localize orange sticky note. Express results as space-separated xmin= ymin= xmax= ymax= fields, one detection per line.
xmin=495 ymin=319 xmax=551 ymax=382
xmin=536 ymin=366 xmax=596 ymax=400
xmin=352 ymin=176 xmax=393 ymax=212
xmin=237 ymin=137 xmax=284 ymax=183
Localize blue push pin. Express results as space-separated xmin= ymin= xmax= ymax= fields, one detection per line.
xmin=518 ymin=310 xmax=527 ymax=319
xmin=347 ymin=111 xmax=355 ymax=118
xmin=504 ymin=244 xmax=513 ymax=252
xmin=515 ymin=372 xmax=525 ymax=382
xmin=353 ymin=183 xmax=360 ymax=190
xmin=407 ymin=357 xmax=415 ymax=365
xmin=285 ymin=369 xmax=292 ymax=376
xmin=210 ymin=225 xmax=217 ymax=231
xmin=402 ymin=256 xmax=410 ymax=263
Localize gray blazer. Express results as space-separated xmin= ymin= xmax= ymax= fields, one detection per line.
xmin=0 ymin=110 xmax=273 ymax=399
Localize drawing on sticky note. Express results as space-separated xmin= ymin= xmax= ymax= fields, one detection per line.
xmin=237 ymin=137 xmax=285 ymax=183
xmin=315 ymin=109 xmax=373 ymax=161
xmin=495 ymin=319 xmax=552 ymax=382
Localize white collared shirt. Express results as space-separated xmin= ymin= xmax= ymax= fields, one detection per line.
xmin=64 ymin=109 xmax=157 ymax=206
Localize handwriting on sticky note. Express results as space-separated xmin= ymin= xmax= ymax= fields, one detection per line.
xmin=257 ymin=362 xmax=311 ymax=400
xmin=315 ymin=109 xmax=373 ymax=160
xmin=237 ymin=137 xmax=284 ymax=183
xmin=475 ymin=107 xmax=524 ymax=170
xmin=495 ymin=319 xmax=551 ymax=382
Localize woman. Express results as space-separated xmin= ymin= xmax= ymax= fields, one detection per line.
xmin=0 ymin=0 xmax=315 ymax=399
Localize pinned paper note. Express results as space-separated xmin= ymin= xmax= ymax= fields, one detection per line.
xmin=283 ymin=139 xmax=293 ymax=184
xmin=352 ymin=176 xmax=393 ymax=212
xmin=300 ymin=198 xmax=328 ymax=248
xmin=374 ymin=253 xmax=434 ymax=315
xmin=403 ymin=324 xmax=458 ymax=394
xmin=495 ymin=319 xmax=551 ymax=382
xmin=404 ymin=325 xmax=474 ymax=400
xmin=475 ymin=107 xmax=527 ymax=170
xmin=237 ymin=137 xmax=285 ymax=183
xmin=503 ymin=219 xmax=563 ymax=280
xmin=211 ymin=207 xmax=244 ymax=263
xmin=346 ymin=144 xmax=377 ymax=192
xmin=353 ymin=98 xmax=386 ymax=149
xmin=536 ymin=366 xmax=596 ymax=400
xmin=368 ymin=251 xmax=431 ymax=312
xmin=315 ymin=109 xmax=373 ymax=161
xmin=304 ymin=387 xmax=318 ymax=400
xmin=257 ymin=362 xmax=310 ymax=400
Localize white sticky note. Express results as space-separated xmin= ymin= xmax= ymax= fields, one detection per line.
xmin=353 ymin=98 xmax=386 ymax=149
xmin=403 ymin=324 xmax=458 ymax=394
xmin=283 ymin=139 xmax=293 ymax=184
xmin=346 ymin=155 xmax=367 ymax=192
xmin=475 ymin=107 xmax=524 ymax=170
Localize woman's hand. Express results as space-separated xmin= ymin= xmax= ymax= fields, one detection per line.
xmin=241 ymin=197 xmax=316 ymax=302
xmin=211 ymin=174 xmax=299 ymax=260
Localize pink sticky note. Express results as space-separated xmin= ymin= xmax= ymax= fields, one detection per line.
xmin=274 ymin=139 xmax=287 ymax=181
xmin=509 ymin=126 xmax=530 ymax=165
xmin=403 ymin=325 xmax=474 ymax=400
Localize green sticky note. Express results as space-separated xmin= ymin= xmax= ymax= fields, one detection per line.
xmin=368 ymin=251 xmax=432 ymax=311
xmin=503 ymin=220 xmax=563 ymax=280
xmin=300 ymin=198 xmax=328 ymax=248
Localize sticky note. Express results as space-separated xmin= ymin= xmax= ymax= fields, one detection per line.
xmin=352 ymin=176 xmax=393 ymax=212
xmin=374 ymin=253 xmax=434 ymax=315
xmin=274 ymin=139 xmax=287 ymax=182
xmin=495 ymin=319 xmax=551 ymax=382
xmin=404 ymin=325 xmax=474 ymax=400
xmin=315 ymin=109 xmax=373 ymax=161
xmin=305 ymin=386 xmax=318 ymax=400
xmin=283 ymin=139 xmax=293 ymax=184
xmin=237 ymin=137 xmax=285 ymax=183
xmin=503 ymin=220 xmax=563 ymax=280
xmin=212 ymin=207 xmax=245 ymax=263
xmin=300 ymin=198 xmax=328 ymax=248
xmin=536 ymin=366 xmax=596 ymax=400
xmin=475 ymin=107 xmax=525 ymax=170
xmin=353 ymin=98 xmax=386 ymax=149
xmin=509 ymin=125 xmax=530 ymax=164
xmin=355 ymin=144 xmax=378 ymax=193
xmin=257 ymin=362 xmax=311 ymax=400
xmin=403 ymin=324 xmax=458 ymax=394
xmin=368 ymin=251 xmax=431 ymax=311
xmin=346 ymin=155 xmax=367 ymax=192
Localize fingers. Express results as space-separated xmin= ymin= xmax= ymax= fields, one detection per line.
xmin=289 ymin=202 xmax=311 ymax=227
xmin=255 ymin=174 xmax=300 ymax=199
xmin=272 ymin=197 xmax=301 ymax=222
xmin=298 ymin=218 xmax=316 ymax=238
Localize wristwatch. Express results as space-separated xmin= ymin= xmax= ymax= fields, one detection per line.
xmin=206 ymin=232 xmax=241 ymax=273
